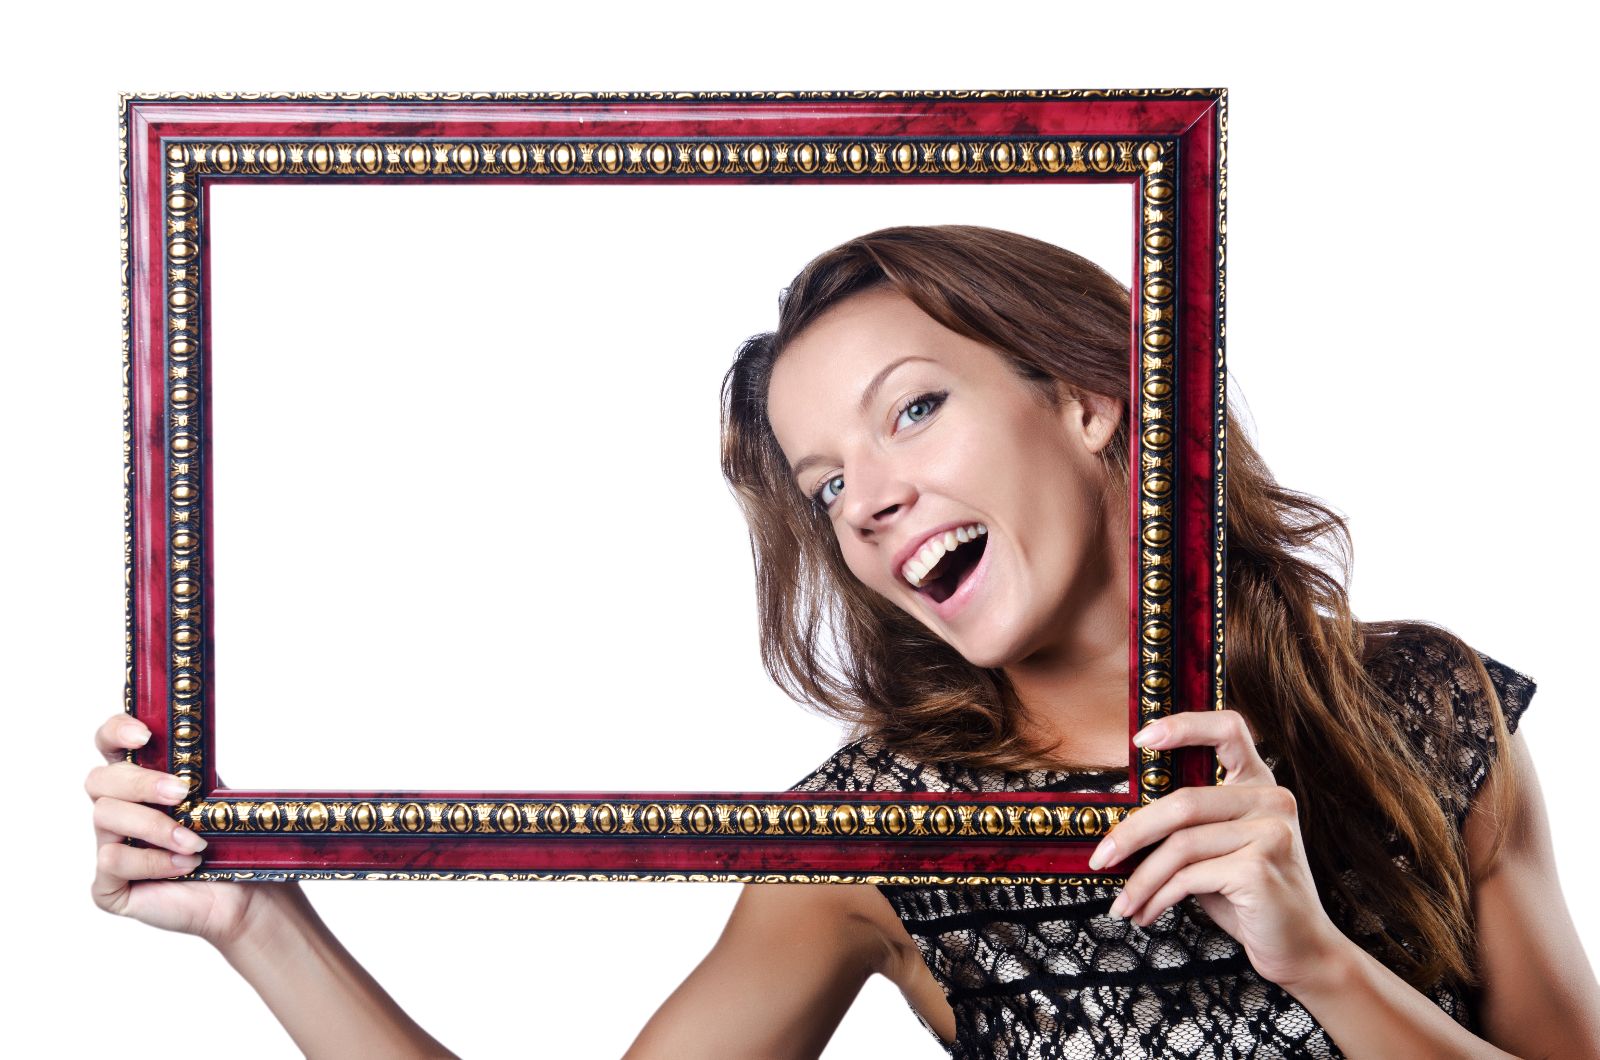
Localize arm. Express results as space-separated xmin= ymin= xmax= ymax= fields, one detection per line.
xmin=213 ymin=885 xmax=456 ymax=1059
xmin=624 ymin=881 xmax=898 ymax=1060
xmin=88 ymin=714 xmax=454 ymax=1059
xmin=1096 ymin=711 xmax=1597 ymax=1059
xmin=1463 ymin=730 xmax=1600 ymax=1057
xmin=1281 ymin=731 xmax=1600 ymax=1059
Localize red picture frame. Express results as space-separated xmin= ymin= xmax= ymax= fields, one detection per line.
xmin=121 ymin=89 xmax=1228 ymax=882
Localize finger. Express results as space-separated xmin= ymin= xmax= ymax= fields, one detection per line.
xmin=94 ymin=714 xmax=151 ymax=764
xmin=84 ymin=761 xmax=190 ymax=806
xmin=1108 ymin=819 xmax=1252 ymax=920
xmin=1123 ymin=852 xmax=1242 ymax=928
xmin=95 ymin=842 xmax=201 ymax=890
xmin=1133 ymin=709 xmax=1273 ymax=786
xmin=94 ymin=798 xmax=208 ymax=855
xmin=1088 ymin=785 xmax=1267 ymax=869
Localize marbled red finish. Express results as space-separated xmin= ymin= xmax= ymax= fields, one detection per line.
xmin=1174 ymin=100 xmax=1226 ymax=794
xmin=127 ymin=101 xmax=172 ymax=765
xmin=202 ymin=835 xmax=1126 ymax=877
xmin=126 ymin=95 xmax=1219 ymax=150
xmin=124 ymin=92 xmax=1226 ymax=878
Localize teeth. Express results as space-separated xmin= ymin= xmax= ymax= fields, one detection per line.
xmin=903 ymin=523 xmax=987 ymax=588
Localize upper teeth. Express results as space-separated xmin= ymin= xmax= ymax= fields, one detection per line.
xmin=902 ymin=523 xmax=987 ymax=587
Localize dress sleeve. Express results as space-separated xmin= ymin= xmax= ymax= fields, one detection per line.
xmin=786 ymin=736 xmax=940 ymax=793
xmin=1368 ymin=636 xmax=1537 ymax=835
xmin=1452 ymin=650 xmax=1538 ymax=830
xmin=787 ymin=739 xmax=876 ymax=792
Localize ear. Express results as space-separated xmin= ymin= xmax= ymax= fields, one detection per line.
xmin=1058 ymin=387 xmax=1122 ymax=455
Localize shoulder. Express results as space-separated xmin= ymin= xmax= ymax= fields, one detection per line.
xmin=1362 ymin=627 xmax=1537 ymax=745
xmin=787 ymin=735 xmax=955 ymax=793
xmin=1362 ymin=626 xmax=1538 ymax=831
xmin=1365 ymin=628 xmax=1536 ymax=727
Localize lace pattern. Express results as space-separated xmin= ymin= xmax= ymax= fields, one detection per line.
xmin=787 ymin=639 xmax=1537 ymax=1058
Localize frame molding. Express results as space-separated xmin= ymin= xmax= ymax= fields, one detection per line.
xmin=120 ymin=89 xmax=1228 ymax=881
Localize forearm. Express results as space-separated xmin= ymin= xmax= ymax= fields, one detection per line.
xmin=1284 ymin=935 xmax=1514 ymax=1060
xmin=216 ymin=885 xmax=455 ymax=1059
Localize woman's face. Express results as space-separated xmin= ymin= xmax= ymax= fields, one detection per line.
xmin=766 ymin=286 xmax=1126 ymax=670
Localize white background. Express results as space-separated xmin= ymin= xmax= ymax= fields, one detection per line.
xmin=2 ymin=3 xmax=1595 ymax=1057
xmin=205 ymin=182 xmax=1131 ymax=790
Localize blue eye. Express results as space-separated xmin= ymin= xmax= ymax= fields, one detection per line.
xmin=813 ymin=473 xmax=844 ymax=510
xmin=895 ymin=391 xmax=945 ymax=431
xmin=809 ymin=391 xmax=945 ymax=513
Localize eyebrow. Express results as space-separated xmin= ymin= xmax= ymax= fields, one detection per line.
xmin=788 ymin=355 xmax=936 ymax=485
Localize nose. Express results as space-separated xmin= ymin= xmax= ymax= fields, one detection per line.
xmin=839 ymin=455 xmax=917 ymax=539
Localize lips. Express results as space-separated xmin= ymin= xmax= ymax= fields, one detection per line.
xmin=891 ymin=520 xmax=983 ymax=587
xmin=892 ymin=521 xmax=991 ymax=608
xmin=924 ymin=530 xmax=993 ymax=619
xmin=918 ymin=534 xmax=987 ymax=603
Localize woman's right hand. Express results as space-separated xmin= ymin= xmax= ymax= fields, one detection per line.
xmin=88 ymin=714 xmax=456 ymax=1055
xmin=87 ymin=712 xmax=287 ymax=947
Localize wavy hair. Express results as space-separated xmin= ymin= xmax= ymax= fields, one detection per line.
xmin=719 ymin=224 xmax=1515 ymax=991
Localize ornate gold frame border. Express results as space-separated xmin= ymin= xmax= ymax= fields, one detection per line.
xmin=184 ymin=797 xmax=1135 ymax=840
xmin=119 ymin=89 xmax=1229 ymax=882
xmin=1211 ymin=91 xmax=1230 ymax=779
xmin=201 ymin=871 xmax=1131 ymax=885
xmin=170 ymin=135 xmax=1162 ymax=178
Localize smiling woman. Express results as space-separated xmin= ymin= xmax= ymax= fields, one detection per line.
xmin=769 ymin=290 xmax=1124 ymax=682
xmin=87 ymin=214 xmax=1600 ymax=1058
xmin=757 ymin=255 xmax=1133 ymax=765
xmin=698 ymin=224 xmax=1600 ymax=1056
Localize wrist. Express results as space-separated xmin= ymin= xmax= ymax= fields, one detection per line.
xmin=211 ymin=881 xmax=310 ymax=961
xmin=1275 ymin=927 xmax=1365 ymax=1003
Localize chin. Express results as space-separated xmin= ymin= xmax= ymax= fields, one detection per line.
xmin=945 ymin=633 xmax=1024 ymax=671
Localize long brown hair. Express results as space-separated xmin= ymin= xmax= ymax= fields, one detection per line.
xmin=720 ymin=224 xmax=1515 ymax=991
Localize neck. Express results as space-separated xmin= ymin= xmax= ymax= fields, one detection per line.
xmin=1003 ymin=500 xmax=1132 ymax=769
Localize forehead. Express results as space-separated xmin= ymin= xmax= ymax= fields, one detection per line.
xmin=774 ymin=286 xmax=955 ymax=374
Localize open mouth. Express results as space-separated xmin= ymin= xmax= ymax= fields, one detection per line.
xmin=912 ymin=533 xmax=989 ymax=605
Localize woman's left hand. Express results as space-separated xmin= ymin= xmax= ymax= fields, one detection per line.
xmin=1087 ymin=709 xmax=1348 ymax=991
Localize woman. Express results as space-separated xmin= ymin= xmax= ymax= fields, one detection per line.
xmin=89 ymin=226 xmax=1600 ymax=1058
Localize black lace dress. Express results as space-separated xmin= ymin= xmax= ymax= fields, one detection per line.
xmin=788 ymin=640 xmax=1538 ymax=1059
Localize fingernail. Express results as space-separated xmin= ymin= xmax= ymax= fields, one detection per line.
xmin=170 ymin=852 xmax=201 ymax=873
xmin=120 ymin=723 xmax=151 ymax=747
xmin=1088 ymin=837 xmax=1115 ymax=871
xmin=172 ymin=826 xmax=207 ymax=853
xmin=1108 ymin=894 xmax=1128 ymax=919
xmin=157 ymin=777 xmax=190 ymax=802
xmin=1132 ymin=722 xmax=1165 ymax=748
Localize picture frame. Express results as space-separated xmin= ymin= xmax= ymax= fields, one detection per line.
xmin=121 ymin=88 xmax=1228 ymax=882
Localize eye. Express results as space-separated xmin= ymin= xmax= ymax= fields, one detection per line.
xmin=894 ymin=391 xmax=946 ymax=432
xmin=812 ymin=473 xmax=845 ymax=510
xmin=808 ymin=391 xmax=945 ymax=513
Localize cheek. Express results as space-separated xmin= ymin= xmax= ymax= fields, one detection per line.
xmin=947 ymin=420 xmax=1064 ymax=516
xmin=838 ymin=538 xmax=916 ymax=613
xmin=953 ymin=398 xmax=1059 ymax=483
xmin=847 ymin=552 xmax=895 ymax=598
